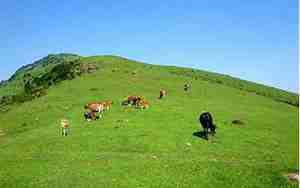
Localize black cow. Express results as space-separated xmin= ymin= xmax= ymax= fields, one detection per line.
xmin=199 ymin=112 xmax=216 ymax=139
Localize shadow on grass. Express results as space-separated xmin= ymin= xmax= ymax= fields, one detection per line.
xmin=193 ymin=131 xmax=208 ymax=140
xmin=193 ymin=131 xmax=216 ymax=141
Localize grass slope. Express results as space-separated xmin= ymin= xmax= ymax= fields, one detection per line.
xmin=0 ymin=55 xmax=298 ymax=187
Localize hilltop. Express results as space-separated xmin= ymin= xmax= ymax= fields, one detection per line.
xmin=0 ymin=54 xmax=298 ymax=187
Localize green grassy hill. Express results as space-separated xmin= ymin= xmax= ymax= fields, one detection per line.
xmin=0 ymin=54 xmax=298 ymax=187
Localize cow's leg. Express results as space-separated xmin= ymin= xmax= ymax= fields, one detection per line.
xmin=97 ymin=106 xmax=101 ymax=113
xmin=204 ymin=127 xmax=209 ymax=140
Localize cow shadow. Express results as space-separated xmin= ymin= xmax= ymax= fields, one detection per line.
xmin=193 ymin=131 xmax=207 ymax=139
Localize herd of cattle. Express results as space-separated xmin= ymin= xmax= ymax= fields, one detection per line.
xmin=83 ymin=85 xmax=216 ymax=140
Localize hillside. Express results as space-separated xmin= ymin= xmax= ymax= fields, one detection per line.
xmin=0 ymin=54 xmax=298 ymax=107
xmin=0 ymin=54 xmax=298 ymax=187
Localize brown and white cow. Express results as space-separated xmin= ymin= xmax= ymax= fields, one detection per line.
xmin=122 ymin=96 xmax=142 ymax=106
xmin=84 ymin=102 xmax=105 ymax=119
xmin=84 ymin=102 xmax=104 ymax=112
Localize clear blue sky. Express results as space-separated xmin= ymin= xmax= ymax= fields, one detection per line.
xmin=0 ymin=0 xmax=298 ymax=92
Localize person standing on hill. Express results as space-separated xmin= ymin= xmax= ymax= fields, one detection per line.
xmin=159 ymin=89 xmax=167 ymax=99
xmin=184 ymin=83 xmax=191 ymax=92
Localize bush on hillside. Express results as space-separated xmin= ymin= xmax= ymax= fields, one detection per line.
xmin=0 ymin=92 xmax=35 ymax=107
xmin=23 ymin=61 xmax=83 ymax=95
xmin=1 ymin=61 xmax=97 ymax=108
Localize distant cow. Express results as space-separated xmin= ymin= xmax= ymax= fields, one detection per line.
xmin=84 ymin=102 xmax=105 ymax=119
xmin=159 ymin=89 xmax=167 ymax=99
xmin=199 ymin=112 xmax=216 ymax=140
xmin=122 ymin=96 xmax=142 ymax=106
xmin=84 ymin=102 xmax=104 ymax=113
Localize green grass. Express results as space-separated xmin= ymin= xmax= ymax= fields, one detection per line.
xmin=0 ymin=55 xmax=298 ymax=187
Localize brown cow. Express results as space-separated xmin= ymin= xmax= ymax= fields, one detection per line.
xmin=85 ymin=100 xmax=113 ymax=111
xmin=84 ymin=102 xmax=105 ymax=119
xmin=84 ymin=102 xmax=104 ymax=112
xmin=122 ymin=96 xmax=142 ymax=106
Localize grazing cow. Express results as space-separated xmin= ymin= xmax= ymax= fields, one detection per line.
xmin=86 ymin=100 xmax=113 ymax=111
xmin=123 ymin=95 xmax=142 ymax=106
xmin=159 ymin=89 xmax=167 ymax=99
xmin=84 ymin=102 xmax=105 ymax=119
xmin=199 ymin=112 xmax=216 ymax=140
xmin=88 ymin=103 xmax=104 ymax=113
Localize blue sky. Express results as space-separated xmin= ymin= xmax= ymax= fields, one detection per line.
xmin=0 ymin=0 xmax=298 ymax=92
